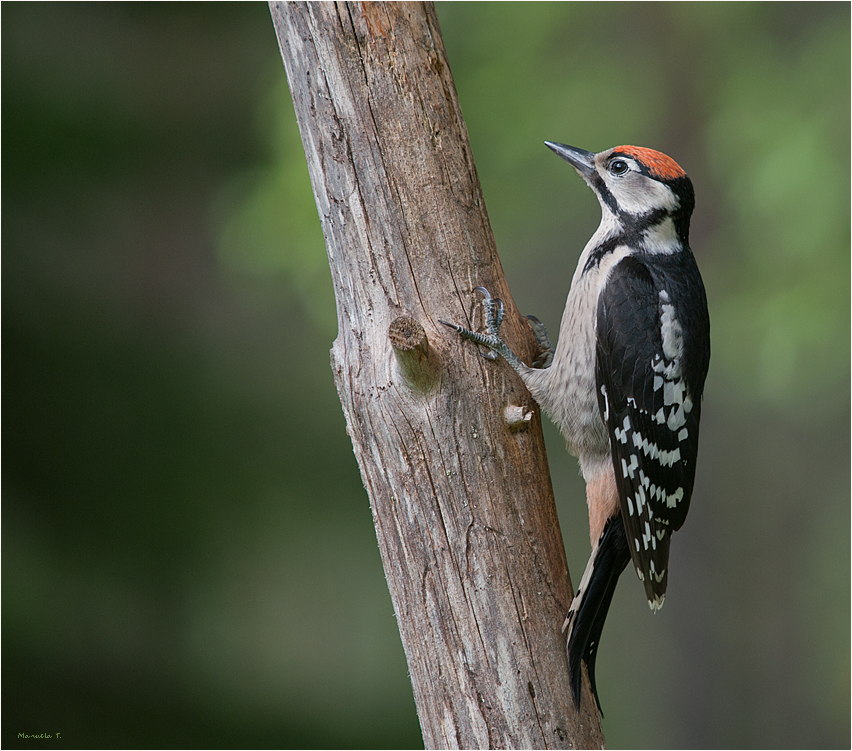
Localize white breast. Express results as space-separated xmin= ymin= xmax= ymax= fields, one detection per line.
xmin=520 ymin=223 xmax=628 ymax=475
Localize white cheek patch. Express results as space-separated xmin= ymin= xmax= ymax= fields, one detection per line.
xmin=604 ymin=173 xmax=679 ymax=215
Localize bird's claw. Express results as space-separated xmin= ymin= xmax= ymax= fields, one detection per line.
xmin=472 ymin=286 xmax=506 ymax=337
xmin=439 ymin=286 xmax=514 ymax=363
xmin=526 ymin=315 xmax=554 ymax=369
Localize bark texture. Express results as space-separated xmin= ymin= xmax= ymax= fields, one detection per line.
xmin=270 ymin=2 xmax=605 ymax=748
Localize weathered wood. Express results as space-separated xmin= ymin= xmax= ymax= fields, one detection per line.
xmin=269 ymin=2 xmax=605 ymax=748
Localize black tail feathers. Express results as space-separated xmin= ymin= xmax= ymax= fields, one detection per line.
xmin=565 ymin=515 xmax=631 ymax=715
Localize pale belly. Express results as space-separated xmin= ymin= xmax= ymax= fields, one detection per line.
xmin=521 ymin=291 xmax=610 ymax=471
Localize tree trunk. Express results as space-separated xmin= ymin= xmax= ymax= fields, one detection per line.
xmin=269 ymin=2 xmax=605 ymax=748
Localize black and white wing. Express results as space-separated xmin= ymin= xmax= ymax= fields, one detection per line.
xmin=595 ymin=255 xmax=709 ymax=609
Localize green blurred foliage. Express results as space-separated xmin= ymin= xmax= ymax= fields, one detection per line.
xmin=213 ymin=77 xmax=335 ymax=333
xmin=4 ymin=3 xmax=849 ymax=749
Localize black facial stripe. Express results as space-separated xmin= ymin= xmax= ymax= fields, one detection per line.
xmin=583 ymin=207 xmax=670 ymax=273
xmin=624 ymin=207 xmax=668 ymax=234
xmin=590 ymin=173 xmax=619 ymax=214
xmin=584 ymin=237 xmax=620 ymax=273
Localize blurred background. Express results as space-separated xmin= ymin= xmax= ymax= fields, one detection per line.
xmin=3 ymin=2 xmax=849 ymax=748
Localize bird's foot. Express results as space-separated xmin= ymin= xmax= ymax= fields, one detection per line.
xmin=440 ymin=287 xmax=524 ymax=371
xmin=525 ymin=315 xmax=554 ymax=369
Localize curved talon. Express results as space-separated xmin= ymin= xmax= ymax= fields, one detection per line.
xmin=473 ymin=285 xmax=492 ymax=300
xmin=472 ymin=286 xmax=505 ymax=336
xmin=526 ymin=314 xmax=555 ymax=369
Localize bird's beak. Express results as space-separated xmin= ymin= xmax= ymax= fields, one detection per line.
xmin=545 ymin=141 xmax=596 ymax=179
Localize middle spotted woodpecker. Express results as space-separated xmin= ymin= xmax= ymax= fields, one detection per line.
xmin=441 ymin=142 xmax=710 ymax=714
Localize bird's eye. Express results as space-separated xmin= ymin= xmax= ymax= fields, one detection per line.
xmin=609 ymin=159 xmax=629 ymax=176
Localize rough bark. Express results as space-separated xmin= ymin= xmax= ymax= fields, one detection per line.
xmin=269 ymin=2 xmax=605 ymax=748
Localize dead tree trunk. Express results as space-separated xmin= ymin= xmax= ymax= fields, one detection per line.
xmin=269 ymin=2 xmax=605 ymax=748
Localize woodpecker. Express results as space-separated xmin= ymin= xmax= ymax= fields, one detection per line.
xmin=441 ymin=142 xmax=710 ymax=714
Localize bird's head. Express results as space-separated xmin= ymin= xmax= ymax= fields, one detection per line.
xmin=546 ymin=142 xmax=694 ymax=243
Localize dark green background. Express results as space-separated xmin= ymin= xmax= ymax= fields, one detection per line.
xmin=4 ymin=2 xmax=850 ymax=748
